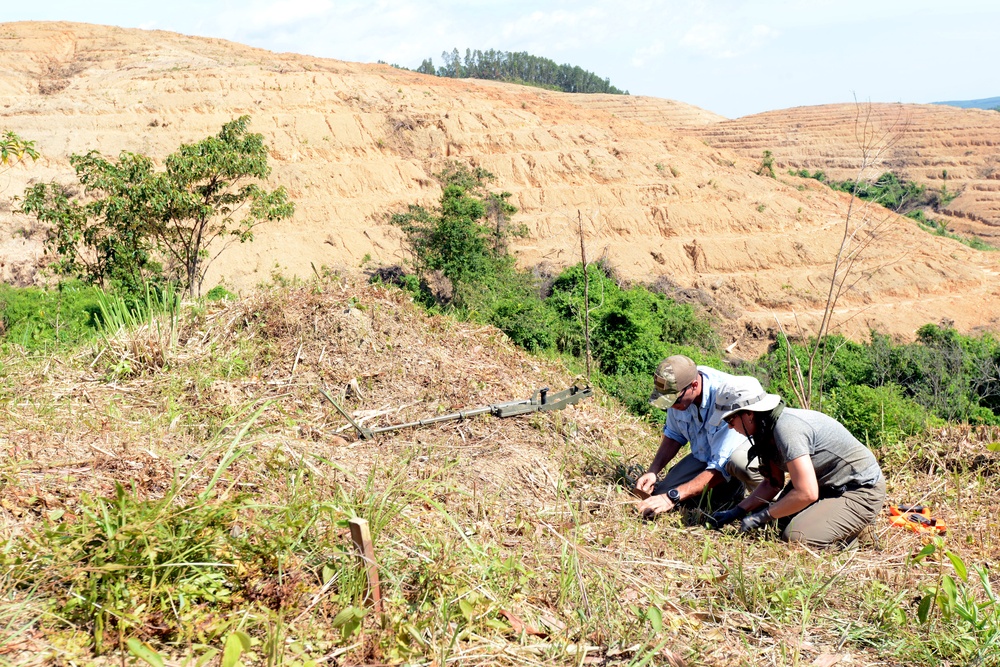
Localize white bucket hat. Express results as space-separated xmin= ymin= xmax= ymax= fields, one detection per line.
xmin=709 ymin=376 xmax=782 ymax=426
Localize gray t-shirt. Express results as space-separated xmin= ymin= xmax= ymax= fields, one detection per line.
xmin=772 ymin=408 xmax=883 ymax=489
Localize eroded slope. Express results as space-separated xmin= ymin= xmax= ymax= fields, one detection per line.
xmin=691 ymin=103 xmax=1000 ymax=243
xmin=1 ymin=22 xmax=997 ymax=347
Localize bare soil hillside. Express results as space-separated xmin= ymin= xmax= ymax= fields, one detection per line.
xmin=691 ymin=103 xmax=1000 ymax=243
xmin=1 ymin=22 xmax=998 ymax=348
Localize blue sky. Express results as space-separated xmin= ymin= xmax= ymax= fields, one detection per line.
xmin=4 ymin=0 xmax=998 ymax=118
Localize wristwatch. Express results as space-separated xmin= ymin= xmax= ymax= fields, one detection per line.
xmin=666 ymin=488 xmax=681 ymax=503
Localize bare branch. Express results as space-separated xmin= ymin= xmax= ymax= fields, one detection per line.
xmin=779 ymin=100 xmax=909 ymax=409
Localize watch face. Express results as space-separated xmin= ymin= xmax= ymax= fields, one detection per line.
xmin=667 ymin=489 xmax=680 ymax=501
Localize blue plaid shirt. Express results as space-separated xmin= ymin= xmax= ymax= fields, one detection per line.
xmin=662 ymin=366 xmax=748 ymax=479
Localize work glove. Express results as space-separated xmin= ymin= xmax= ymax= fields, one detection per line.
xmin=706 ymin=506 xmax=748 ymax=529
xmin=739 ymin=506 xmax=774 ymax=533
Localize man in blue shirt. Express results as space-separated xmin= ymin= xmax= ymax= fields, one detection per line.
xmin=636 ymin=355 xmax=762 ymax=518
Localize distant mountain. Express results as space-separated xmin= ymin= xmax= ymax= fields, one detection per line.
xmin=933 ymin=96 xmax=1000 ymax=110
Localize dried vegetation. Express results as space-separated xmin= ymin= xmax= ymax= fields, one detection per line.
xmin=1 ymin=275 xmax=998 ymax=666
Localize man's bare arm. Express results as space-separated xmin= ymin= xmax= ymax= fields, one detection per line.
xmin=635 ymin=434 xmax=683 ymax=493
xmin=675 ymin=469 xmax=724 ymax=500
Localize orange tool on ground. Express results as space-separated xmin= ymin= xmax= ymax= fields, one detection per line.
xmin=888 ymin=504 xmax=947 ymax=535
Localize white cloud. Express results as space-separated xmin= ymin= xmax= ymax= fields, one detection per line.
xmin=631 ymin=40 xmax=665 ymax=68
xmin=680 ymin=21 xmax=779 ymax=59
xmin=680 ymin=23 xmax=729 ymax=56
xmin=244 ymin=0 xmax=334 ymax=27
xmin=498 ymin=6 xmax=611 ymax=52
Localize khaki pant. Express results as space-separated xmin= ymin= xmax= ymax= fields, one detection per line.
xmin=652 ymin=441 xmax=763 ymax=510
xmin=725 ymin=441 xmax=766 ymax=492
xmin=781 ymin=478 xmax=887 ymax=549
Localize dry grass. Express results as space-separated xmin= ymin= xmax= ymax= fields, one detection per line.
xmin=1 ymin=275 xmax=998 ymax=666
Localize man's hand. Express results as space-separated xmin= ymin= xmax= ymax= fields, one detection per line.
xmin=706 ymin=506 xmax=747 ymax=529
xmin=739 ymin=506 xmax=773 ymax=533
xmin=635 ymin=472 xmax=657 ymax=494
xmin=637 ymin=493 xmax=674 ymax=519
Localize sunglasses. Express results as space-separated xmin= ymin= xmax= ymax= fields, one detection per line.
xmin=656 ymin=379 xmax=694 ymax=398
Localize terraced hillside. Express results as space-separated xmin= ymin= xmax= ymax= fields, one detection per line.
xmin=1 ymin=22 xmax=998 ymax=347
xmin=690 ymin=103 xmax=1000 ymax=243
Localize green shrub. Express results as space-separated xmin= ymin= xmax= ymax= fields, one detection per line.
xmin=486 ymin=295 xmax=556 ymax=352
xmin=829 ymin=383 xmax=938 ymax=446
xmin=757 ymin=150 xmax=776 ymax=178
xmin=0 ymin=282 xmax=104 ymax=350
xmin=369 ymin=266 xmax=423 ymax=300
xmin=205 ymin=285 xmax=237 ymax=301
xmin=756 ymin=326 xmax=1000 ymax=426
xmin=598 ymin=370 xmax=662 ymax=421
xmin=593 ymin=290 xmax=670 ymax=376
xmin=390 ymin=163 xmax=519 ymax=301
xmin=550 ymin=264 xmax=717 ymax=373
xmin=543 ymin=263 xmax=612 ymax=357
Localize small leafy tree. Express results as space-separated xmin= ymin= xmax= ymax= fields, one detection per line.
xmin=20 ymin=117 xmax=294 ymax=297
xmin=756 ymin=150 xmax=776 ymax=178
xmin=1 ymin=131 xmax=39 ymax=171
xmin=389 ymin=163 xmax=519 ymax=299
xmin=21 ymin=153 xmax=165 ymax=295
xmin=156 ymin=116 xmax=295 ymax=296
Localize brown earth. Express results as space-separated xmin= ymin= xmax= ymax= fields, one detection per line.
xmin=1 ymin=21 xmax=998 ymax=352
xmin=690 ymin=103 xmax=1000 ymax=243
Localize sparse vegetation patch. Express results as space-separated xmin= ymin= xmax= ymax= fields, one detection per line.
xmin=790 ymin=169 xmax=994 ymax=250
xmin=0 ymin=275 xmax=998 ymax=665
xmin=18 ymin=116 xmax=295 ymax=298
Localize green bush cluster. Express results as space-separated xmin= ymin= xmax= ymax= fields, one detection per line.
xmin=544 ymin=264 xmax=721 ymax=419
xmin=384 ymin=165 xmax=722 ymax=420
xmin=907 ymin=210 xmax=995 ymax=251
xmin=827 ymin=383 xmax=940 ymax=447
xmin=792 ymin=170 xmax=930 ymax=213
xmin=791 ymin=169 xmax=996 ymax=249
xmin=0 ymin=281 xmax=104 ymax=351
xmin=386 ymin=163 xmax=1000 ymax=437
xmin=832 ymin=172 xmax=929 ymax=212
xmin=752 ymin=326 xmax=1000 ymax=444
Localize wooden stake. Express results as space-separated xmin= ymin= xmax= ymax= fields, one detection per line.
xmin=289 ymin=342 xmax=304 ymax=381
xmin=348 ymin=518 xmax=385 ymax=619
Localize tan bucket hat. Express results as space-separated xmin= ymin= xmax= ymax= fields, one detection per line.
xmin=648 ymin=355 xmax=698 ymax=410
